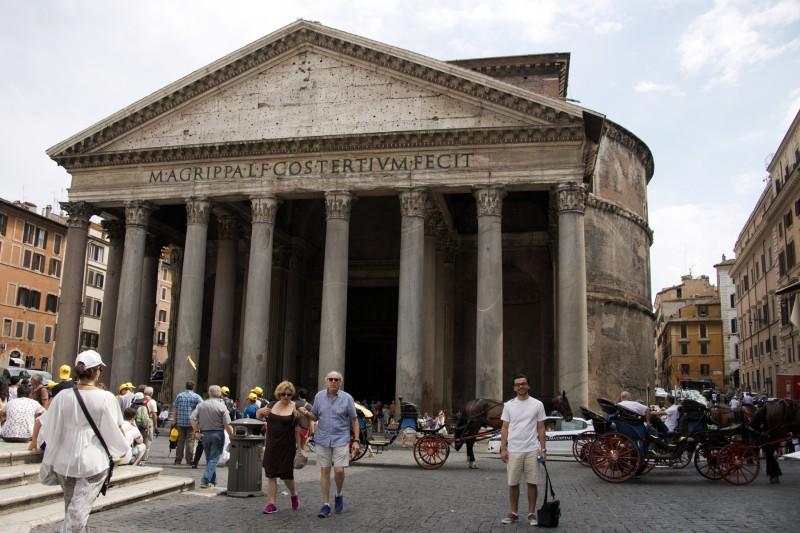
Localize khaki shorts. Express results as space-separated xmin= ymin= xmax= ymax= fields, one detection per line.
xmin=506 ymin=451 xmax=541 ymax=486
xmin=317 ymin=445 xmax=350 ymax=468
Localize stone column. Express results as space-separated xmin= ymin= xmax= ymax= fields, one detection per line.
xmin=110 ymin=202 xmax=152 ymax=388
xmin=53 ymin=202 xmax=93 ymax=369
xmin=317 ymin=191 xmax=352 ymax=390
xmin=421 ymin=211 xmax=437 ymax=412
xmin=171 ymin=199 xmax=211 ymax=398
xmin=207 ymin=211 xmax=238 ymax=388
xmin=98 ymin=219 xmax=124 ymax=379
xmin=133 ymin=237 xmax=161 ymax=386
xmin=556 ymin=183 xmax=589 ymax=409
xmin=396 ymin=189 xmax=427 ymax=407
xmin=474 ymin=187 xmax=506 ymax=401
xmin=442 ymin=243 xmax=457 ymax=414
xmin=239 ymin=196 xmax=279 ymax=403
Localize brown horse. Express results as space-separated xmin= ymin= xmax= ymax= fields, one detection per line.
xmin=453 ymin=392 xmax=573 ymax=467
xmin=749 ymin=399 xmax=800 ymax=482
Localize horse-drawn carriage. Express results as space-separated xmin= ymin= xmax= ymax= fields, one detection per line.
xmin=350 ymin=393 xmax=574 ymax=469
xmin=576 ymin=397 xmax=800 ymax=485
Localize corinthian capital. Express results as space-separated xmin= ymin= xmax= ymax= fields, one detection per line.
xmin=474 ymin=187 xmax=506 ymax=217
xmin=59 ymin=201 xmax=94 ymax=229
xmin=101 ymin=219 xmax=125 ymax=245
xmin=555 ymin=182 xmax=586 ymax=214
xmin=324 ymin=191 xmax=352 ymax=220
xmin=214 ymin=210 xmax=239 ymax=240
xmin=185 ymin=198 xmax=211 ymax=225
xmin=124 ymin=201 xmax=154 ymax=227
xmin=398 ymin=189 xmax=428 ymax=218
xmin=251 ymin=195 xmax=280 ymax=224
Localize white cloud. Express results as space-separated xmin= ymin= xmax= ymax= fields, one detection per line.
xmin=594 ymin=21 xmax=624 ymax=34
xmin=678 ymin=0 xmax=800 ymax=84
xmin=784 ymin=87 xmax=800 ymax=127
xmin=649 ymin=202 xmax=748 ymax=295
xmin=634 ymin=80 xmax=685 ymax=96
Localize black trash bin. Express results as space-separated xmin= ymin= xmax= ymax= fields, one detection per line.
xmin=227 ymin=418 xmax=265 ymax=497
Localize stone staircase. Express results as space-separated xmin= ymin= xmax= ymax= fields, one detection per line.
xmin=0 ymin=442 xmax=194 ymax=532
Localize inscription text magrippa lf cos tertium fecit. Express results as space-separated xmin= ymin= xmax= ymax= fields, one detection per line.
xmin=148 ymin=152 xmax=473 ymax=184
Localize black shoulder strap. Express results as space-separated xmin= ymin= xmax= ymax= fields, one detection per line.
xmin=541 ymin=461 xmax=556 ymax=503
xmin=73 ymin=384 xmax=112 ymax=461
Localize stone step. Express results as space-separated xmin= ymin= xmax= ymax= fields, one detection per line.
xmin=0 ymin=463 xmax=40 ymax=488
xmin=0 ymin=443 xmax=43 ymax=466
xmin=2 ymin=474 xmax=194 ymax=533
xmin=0 ymin=465 xmax=163 ymax=515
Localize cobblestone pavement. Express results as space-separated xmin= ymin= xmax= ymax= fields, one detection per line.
xmin=34 ymin=436 xmax=800 ymax=533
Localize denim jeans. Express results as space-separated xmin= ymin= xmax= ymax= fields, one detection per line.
xmin=201 ymin=430 xmax=225 ymax=485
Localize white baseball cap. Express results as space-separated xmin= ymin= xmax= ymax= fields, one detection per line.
xmin=75 ymin=349 xmax=105 ymax=369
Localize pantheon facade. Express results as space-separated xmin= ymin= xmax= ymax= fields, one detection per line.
xmin=48 ymin=21 xmax=654 ymax=411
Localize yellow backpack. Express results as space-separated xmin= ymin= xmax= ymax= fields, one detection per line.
xmin=169 ymin=427 xmax=179 ymax=443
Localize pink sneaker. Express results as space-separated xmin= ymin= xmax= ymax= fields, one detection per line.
xmin=263 ymin=503 xmax=277 ymax=514
xmin=291 ymin=494 xmax=300 ymax=510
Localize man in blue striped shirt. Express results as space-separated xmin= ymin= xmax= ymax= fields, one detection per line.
xmin=172 ymin=381 xmax=203 ymax=465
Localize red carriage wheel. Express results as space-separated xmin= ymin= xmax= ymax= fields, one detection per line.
xmin=573 ymin=431 xmax=595 ymax=467
xmin=413 ymin=435 xmax=450 ymax=469
xmin=589 ymin=432 xmax=641 ymax=483
xmin=694 ymin=442 xmax=723 ymax=480
xmin=718 ymin=443 xmax=760 ymax=486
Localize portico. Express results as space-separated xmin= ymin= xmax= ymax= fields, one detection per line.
xmin=48 ymin=21 xmax=655 ymax=410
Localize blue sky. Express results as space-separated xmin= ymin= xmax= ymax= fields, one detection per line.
xmin=1 ymin=0 xmax=799 ymax=297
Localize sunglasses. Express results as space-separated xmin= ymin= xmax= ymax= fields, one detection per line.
xmin=327 ymin=377 xmax=341 ymax=382
xmin=280 ymin=392 xmax=293 ymax=397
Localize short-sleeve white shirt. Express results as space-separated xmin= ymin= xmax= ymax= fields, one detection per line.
xmin=664 ymin=404 xmax=679 ymax=432
xmin=500 ymin=396 xmax=546 ymax=453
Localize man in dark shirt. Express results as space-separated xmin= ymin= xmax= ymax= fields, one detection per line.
xmin=50 ymin=365 xmax=74 ymax=398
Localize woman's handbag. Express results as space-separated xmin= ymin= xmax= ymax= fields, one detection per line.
xmin=293 ymin=446 xmax=308 ymax=469
xmin=73 ymin=385 xmax=114 ymax=496
xmin=537 ymin=462 xmax=560 ymax=527
xmin=38 ymin=462 xmax=60 ymax=486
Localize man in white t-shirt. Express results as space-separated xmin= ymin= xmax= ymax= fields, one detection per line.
xmin=499 ymin=374 xmax=546 ymax=527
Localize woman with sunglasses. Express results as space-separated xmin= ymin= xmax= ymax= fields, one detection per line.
xmin=257 ymin=381 xmax=309 ymax=514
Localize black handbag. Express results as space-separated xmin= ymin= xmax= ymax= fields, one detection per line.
xmin=537 ymin=462 xmax=560 ymax=527
xmin=73 ymin=384 xmax=115 ymax=496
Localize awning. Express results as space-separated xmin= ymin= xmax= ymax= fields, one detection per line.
xmin=776 ymin=279 xmax=800 ymax=296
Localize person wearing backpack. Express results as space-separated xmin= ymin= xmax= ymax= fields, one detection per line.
xmin=132 ymin=393 xmax=151 ymax=462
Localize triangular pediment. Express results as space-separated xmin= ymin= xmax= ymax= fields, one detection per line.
xmin=48 ymin=21 xmax=586 ymax=162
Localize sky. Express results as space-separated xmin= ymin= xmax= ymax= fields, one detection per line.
xmin=1 ymin=0 xmax=799 ymax=299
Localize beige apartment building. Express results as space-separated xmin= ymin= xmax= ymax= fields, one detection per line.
xmin=733 ymin=109 xmax=800 ymax=399
xmin=0 ymin=199 xmax=66 ymax=371
xmin=655 ymin=275 xmax=724 ymax=388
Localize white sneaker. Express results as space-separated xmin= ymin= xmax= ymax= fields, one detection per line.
xmin=501 ymin=512 xmax=519 ymax=525
xmin=528 ymin=513 xmax=537 ymax=526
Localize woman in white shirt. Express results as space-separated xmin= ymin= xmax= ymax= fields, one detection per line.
xmin=30 ymin=350 xmax=129 ymax=533
xmin=1 ymin=382 xmax=45 ymax=442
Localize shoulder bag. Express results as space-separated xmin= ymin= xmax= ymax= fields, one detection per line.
xmin=537 ymin=462 xmax=560 ymax=527
xmin=73 ymin=385 xmax=114 ymax=496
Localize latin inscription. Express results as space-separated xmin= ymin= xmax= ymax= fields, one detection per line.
xmin=148 ymin=153 xmax=472 ymax=184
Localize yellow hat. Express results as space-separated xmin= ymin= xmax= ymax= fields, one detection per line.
xmin=220 ymin=386 xmax=230 ymax=396
xmin=251 ymin=386 xmax=263 ymax=396
xmin=47 ymin=380 xmax=58 ymax=389
xmin=118 ymin=382 xmax=132 ymax=392
xmin=59 ymin=364 xmax=71 ymax=380
xmin=247 ymin=392 xmax=258 ymax=401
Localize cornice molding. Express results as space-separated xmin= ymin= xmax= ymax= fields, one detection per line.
xmin=49 ymin=24 xmax=582 ymax=161
xmin=585 ymin=194 xmax=653 ymax=243
xmin=587 ymin=291 xmax=654 ymax=319
xmin=603 ymin=121 xmax=654 ymax=182
xmin=53 ymin=125 xmax=584 ymax=169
